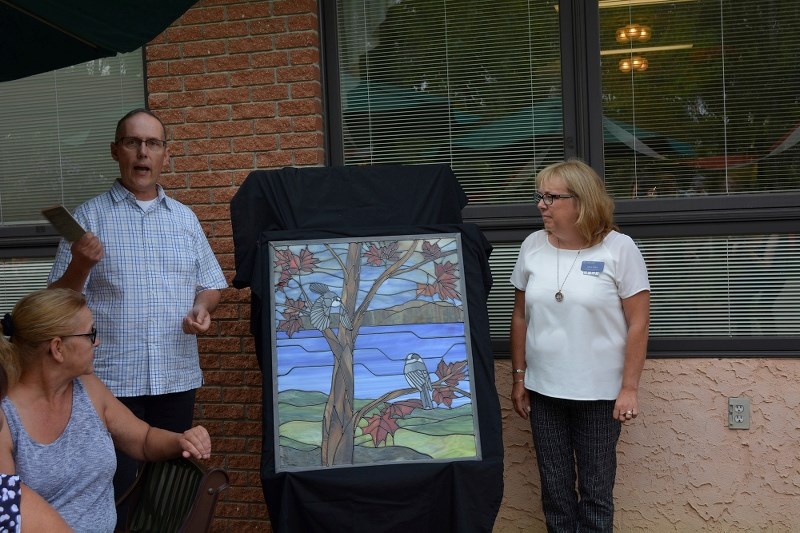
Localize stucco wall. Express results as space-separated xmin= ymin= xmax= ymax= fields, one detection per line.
xmin=495 ymin=358 xmax=800 ymax=532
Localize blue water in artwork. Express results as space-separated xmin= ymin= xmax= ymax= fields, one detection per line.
xmin=275 ymin=322 xmax=472 ymax=407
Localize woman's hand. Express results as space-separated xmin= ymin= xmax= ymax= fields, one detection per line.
xmin=613 ymin=388 xmax=639 ymax=423
xmin=511 ymin=382 xmax=531 ymax=420
xmin=178 ymin=426 xmax=211 ymax=459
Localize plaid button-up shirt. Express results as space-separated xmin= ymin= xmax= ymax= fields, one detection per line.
xmin=49 ymin=180 xmax=227 ymax=396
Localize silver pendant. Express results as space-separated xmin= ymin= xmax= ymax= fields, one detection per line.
xmin=555 ymin=291 xmax=564 ymax=302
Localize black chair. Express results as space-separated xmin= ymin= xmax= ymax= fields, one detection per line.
xmin=115 ymin=457 xmax=229 ymax=533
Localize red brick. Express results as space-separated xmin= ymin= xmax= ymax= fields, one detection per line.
xmin=146 ymin=61 xmax=169 ymax=77
xmin=187 ymin=138 xmax=233 ymax=155
xmin=210 ymin=120 xmax=255 ymax=137
xmin=147 ymin=77 xmax=182 ymax=93
xmin=164 ymin=25 xmax=205 ymax=43
xmin=287 ymin=14 xmax=318 ymax=32
xmin=190 ymin=171 xmax=238 ymax=188
xmin=276 ymin=65 xmax=318 ymax=83
xmin=168 ymin=58 xmax=206 ymax=75
xmin=251 ymin=18 xmax=287 ymax=35
xmin=279 ymin=132 xmax=322 ymax=149
xmin=232 ymin=103 xmax=277 ymax=120
xmin=289 ymin=48 xmax=319 ymax=65
xmin=212 ymin=437 xmax=249 ymax=453
xmin=154 ymin=109 xmax=185 ymax=125
xmin=273 ymin=0 xmax=317 ymax=16
xmin=159 ymin=174 xmax=189 ymax=189
xmin=212 ymin=187 xmax=238 ymax=204
xmin=207 ymin=87 xmax=251 ymax=105
xmin=173 ymin=188 xmax=213 ymax=204
xmin=210 ymin=153 xmax=255 ymax=170
xmin=255 ymin=118 xmax=292 ymax=134
xmin=277 ymin=99 xmax=320 ymax=116
xmin=232 ymin=136 xmax=278 ymax=153
xmin=223 ymin=420 xmax=261 ymax=436
xmin=178 ymin=6 xmax=225 ymax=25
xmin=256 ymin=151 xmax=293 ymax=168
xmin=289 ymin=81 xmax=320 ymax=99
xmin=293 ymin=149 xmax=325 ymax=166
xmin=252 ymin=85 xmax=290 ymax=101
xmin=203 ymin=404 xmax=245 ymax=419
xmin=184 ymin=73 xmax=230 ymax=90
xmin=194 ymin=204 xmax=230 ymax=220
xmin=275 ymin=31 xmax=318 ymax=50
xmin=195 ymin=386 xmax=222 ymax=402
xmin=172 ymin=155 xmax=209 ymax=172
xmin=183 ymin=40 xmax=228 ymax=58
xmin=291 ymin=115 xmax=323 ymax=131
xmin=230 ymin=69 xmax=277 ymax=87
xmin=222 ymin=387 xmax=262 ymax=403
xmin=171 ymin=123 xmax=209 ymax=140
xmin=146 ymin=43 xmax=181 ymax=60
xmin=207 ymin=54 xmax=251 ymax=72
xmin=202 ymin=21 xmax=250 ymax=39
xmin=187 ymin=106 xmax=231 ymax=123
xmin=220 ymin=353 xmax=258 ymax=369
xmin=228 ymin=36 xmax=274 ymax=54
xmin=203 ymin=370 xmax=247 ymax=387
xmin=167 ymin=91 xmax=207 ymax=109
xmin=228 ymin=2 xmax=272 ymax=20
xmin=250 ymin=51 xmax=290 ymax=69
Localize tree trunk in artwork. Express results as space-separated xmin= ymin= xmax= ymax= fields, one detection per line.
xmin=320 ymin=243 xmax=361 ymax=466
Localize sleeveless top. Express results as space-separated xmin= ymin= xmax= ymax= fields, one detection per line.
xmin=2 ymin=378 xmax=116 ymax=532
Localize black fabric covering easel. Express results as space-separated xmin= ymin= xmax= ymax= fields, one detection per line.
xmin=230 ymin=165 xmax=504 ymax=532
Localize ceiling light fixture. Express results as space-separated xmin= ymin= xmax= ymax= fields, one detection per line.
xmin=616 ymin=23 xmax=651 ymax=44
xmin=619 ymin=55 xmax=649 ymax=73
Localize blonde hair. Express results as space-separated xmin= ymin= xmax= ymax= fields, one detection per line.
xmin=0 ymin=289 xmax=87 ymax=385
xmin=535 ymin=159 xmax=616 ymax=246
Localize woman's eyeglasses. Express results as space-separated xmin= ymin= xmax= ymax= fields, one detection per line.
xmin=533 ymin=192 xmax=577 ymax=205
xmin=63 ymin=325 xmax=97 ymax=344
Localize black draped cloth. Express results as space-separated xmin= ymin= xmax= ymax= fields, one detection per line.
xmin=230 ymin=165 xmax=503 ymax=532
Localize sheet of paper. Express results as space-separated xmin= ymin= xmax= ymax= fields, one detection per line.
xmin=41 ymin=205 xmax=86 ymax=242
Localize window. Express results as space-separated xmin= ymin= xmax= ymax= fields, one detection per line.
xmin=325 ymin=1 xmax=800 ymax=357
xmin=0 ymin=50 xmax=145 ymax=304
xmin=330 ymin=0 xmax=563 ymax=203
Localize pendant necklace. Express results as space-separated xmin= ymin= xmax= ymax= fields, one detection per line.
xmin=555 ymin=238 xmax=583 ymax=303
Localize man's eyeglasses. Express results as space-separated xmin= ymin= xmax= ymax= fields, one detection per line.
xmin=533 ymin=192 xmax=577 ymax=206
xmin=63 ymin=325 xmax=97 ymax=344
xmin=116 ymin=137 xmax=167 ymax=152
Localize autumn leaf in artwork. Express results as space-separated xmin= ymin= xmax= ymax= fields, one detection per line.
xmin=383 ymin=400 xmax=423 ymax=418
xmin=364 ymin=241 xmax=401 ymax=266
xmin=416 ymin=260 xmax=461 ymax=301
xmin=363 ymin=412 xmax=401 ymax=446
xmin=277 ymin=297 xmax=306 ymax=337
xmin=273 ymin=247 xmax=319 ymax=274
xmin=421 ymin=241 xmax=443 ymax=261
xmin=433 ymin=386 xmax=457 ymax=408
xmin=436 ymin=359 xmax=468 ymax=386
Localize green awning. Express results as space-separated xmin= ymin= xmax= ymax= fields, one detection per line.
xmin=0 ymin=0 xmax=197 ymax=82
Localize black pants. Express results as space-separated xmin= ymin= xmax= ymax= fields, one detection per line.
xmin=114 ymin=389 xmax=197 ymax=528
xmin=528 ymin=391 xmax=621 ymax=533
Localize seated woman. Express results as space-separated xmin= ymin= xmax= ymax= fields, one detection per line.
xmin=0 ymin=289 xmax=211 ymax=532
xmin=0 ymin=353 xmax=71 ymax=532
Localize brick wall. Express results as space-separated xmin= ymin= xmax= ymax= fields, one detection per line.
xmin=145 ymin=1 xmax=323 ymax=530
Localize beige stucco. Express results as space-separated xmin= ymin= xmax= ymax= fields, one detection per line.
xmin=495 ymin=358 xmax=800 ymax=532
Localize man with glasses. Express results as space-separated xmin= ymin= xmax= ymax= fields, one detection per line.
xmin=47 ymin=108 xmax=227 ymax=524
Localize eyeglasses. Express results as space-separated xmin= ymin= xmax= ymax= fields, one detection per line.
xmin=115 ymin=137 xmax=167 ymax=151
xmin=533 ymin=192 xmax=577 ymax=206
xmin=62 ymin=325 xmax=97 ymax=344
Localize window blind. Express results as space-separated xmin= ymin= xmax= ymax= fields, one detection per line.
xmin=0 ymin=51 xmax=145 ymax=226
xmin=599 ymin=0 xmax=800 ymax=198
xmin=0 ymin=257 xmax=53 ymax=315
xmin=336 ymin=0 xmax=564 ymax=204
xmin=487 ymin=234 xmax=800 ymax=340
